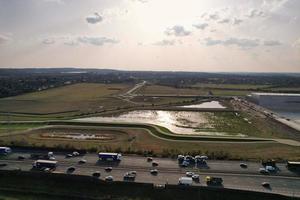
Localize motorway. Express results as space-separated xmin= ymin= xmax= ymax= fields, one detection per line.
xmin=0 ymin=150 xmax=300 ymax=197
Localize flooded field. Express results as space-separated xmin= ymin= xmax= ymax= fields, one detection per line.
xmin=75 ymin=110 xmax=246 ymax=137
xmin=179 ymin=101 xmax=226 ymax=109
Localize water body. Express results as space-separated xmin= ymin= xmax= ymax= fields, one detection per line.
xmin=75 ymin=110 xmax=244 ymax=137
xmin=179 ymin=101 xmax=226 ymax=109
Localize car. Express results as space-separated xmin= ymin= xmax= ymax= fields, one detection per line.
xmin=184 ymin=156 xmax=195 ymax=163
xmin=200 ymin=155 xmax=208 ymax=160
xmin=67 ymin=166 xmax=76 ymax=173
xmin=177 ymin=155 xmax=185 ymax=162
xmin=147 ymin=157 xmax=153 ymax=162
xmin=152 ymin=162 xmax=159 ymax=167
xmin=128 ymin=171 xmax=137 ymax=175
xmin=150 ymin=169 xmax=158 ymax=175
xmin=192 ymin=174 xmax=200 ymax=181
xmin=105 ymin=175 xmax=114 ymax=182
xmin=78 ymin=159 xmax=87 ymax=164
xmin=0 ymin=163 xmax=7 ymax=167
xmin=181 ymin=160 xmax=189 ymax=167
xmin=48 ymin=156 xmax=56 ymax=160
xmin=43 ymin=168 xmax=52 ymax=173
xmin=105 ymin=167 xmax=113 ymax=172
xmin=72 ymin=151 xmax=80 ymax=156
xmin=124 ymin=172 xmax=136 ymax=180
xmin=17 ymin=155 xmax=25 ymax=160
xmin=240 ymin=163 xmax=248 ymax=168
xmin=186 ymin=171 xmax=194 ymax=177
xmin=65 ymin=154 xmax=73 ymax=158
xmin=265 ymin=165 xmax=276 ymax=172
xmin=262 ymin=182 xmax=270 ymax=188
xmin=92 ymin=171 xmax=101 ymax=178
xmin=259 ymin=168 xmax=270 ymax=175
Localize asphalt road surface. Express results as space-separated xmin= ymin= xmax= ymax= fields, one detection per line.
xmin=0 ymin=150 xmax=299 ymax=197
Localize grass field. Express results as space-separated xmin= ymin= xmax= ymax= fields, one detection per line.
xmin=0 ymin=83 xmax=132 ymax=114
xmin=0 ymin=124 xmax=42 ymax=135
xmin=1 ymin=124 xmax=299 ymax=161
xmin=191 ymin=83 xmax=271 ymax=90
xmin=138 ymin=84 xmax=253 ymax=96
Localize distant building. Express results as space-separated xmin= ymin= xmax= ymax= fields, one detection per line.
xmin=247 ymin=92 xmax=300 ymax=111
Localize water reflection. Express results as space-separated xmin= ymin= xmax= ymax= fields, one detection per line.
xmin=75 ymin=110 xmax=241 ymax=136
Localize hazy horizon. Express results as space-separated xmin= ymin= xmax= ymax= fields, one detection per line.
xmin=0 ymin=0 xmax=300 ymax=72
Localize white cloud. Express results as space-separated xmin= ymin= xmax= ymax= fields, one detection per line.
xmin=44 ymin=0 xmax=64 ymax=4
xmin=294 ymin=38 xmax=300 ymax=47
xmin=208 ymin=13 xmax=220 ymax=20
xmin=153 ymin=39 xmax=175 ymax=46
xmin=246 ymin=9 xmax=266 ymax=18
xmin=165 ymin=25 xmax=191 ymax=37
xmin=77 ymin=36 xmax=119 ymax=46
xmin=218 ymin=18 xmax=230 ymax=24
xmin=204 ymin=37 xmax=260 ymax=49
xmin=86 ymin=13 xmax=103 ymax=24
xmin=193 ymin=23 xmax=209 ymax=30
xmin=0 ymin=34 xmax=12 ymax=45
xmin=233 ymin=18 xmax=243 ymax=25
xmin=263 ymin=40 xmax=282 ymax=46
xmin=42 ymin=38 xmax=55 ymax=45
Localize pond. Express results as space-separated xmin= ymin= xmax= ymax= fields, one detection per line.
xmin=75 ymin=110 xmax=244 ymax=137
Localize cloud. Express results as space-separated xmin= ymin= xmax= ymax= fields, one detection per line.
xmin=153 ymin=39 xmax=175 ymax=46
xmin=86 ymin=13 xmax=103 ymax=24
xmin=44 ymin=0 xmax=64 ymax=4
xmin=293 ymin=38 xmax=300 ymax=47
xmin=263 ymin=40 xmax=282 ymax=46
xmin=42 ymin=38 xmax=55 ymax=45
xmin=218 ymin=18 xmax=230 ymax=24
xmin=208 ymin=13 xmax=220 ymax=20
xmin=193 ymin=23 xmax=209 ymax=30
xmin=0 ymin=34 xmax=12 ymax=45
xmin=233 ymin=18 xmax=243 ymax=25
xmin=246 ymin=9 xmax=265 ymax=18
xmin=77 ymin=36 xmax=119 ymax=46
xmin=164 ymin=25 xmax=191 ymax=37
xmin=203 ymin=37 xmax=260 ymax=49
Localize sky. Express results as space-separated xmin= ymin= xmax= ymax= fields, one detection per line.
xmin=0 ymin=0 xmax=299 ymax=72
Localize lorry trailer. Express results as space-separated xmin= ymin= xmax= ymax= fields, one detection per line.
xmin=98 ymin=152 xmax=122 ymax=161
xmin=33 ymin=160 xmax=58 ymax=170
xmin=0 ymin=147 xmax=12 ymax=155
xmin=178 ymin=177 xmax=193 ymax=186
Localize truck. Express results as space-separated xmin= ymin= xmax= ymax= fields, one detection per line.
xmin=0 ymin=147 xmax=11 ymax=155
xmin=32 ymin=160 xmax=58 ymax=170
xmin=205 ymin=176 xmax=223 ymax=186
xmin=98 ymin=152 xmax=122 ymax=161
xmin=178 ymin=177 xmax=193 ymax=186
xmin=287 ymin=161 xmax=300 ymax=170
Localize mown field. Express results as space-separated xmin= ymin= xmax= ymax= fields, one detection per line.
xmin=0 ymin=83 xmax=132 ymax=114
xmin=138 ymin=84 xmax=253 ymax=96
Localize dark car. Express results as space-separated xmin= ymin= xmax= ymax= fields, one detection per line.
xmin=65 ymin=154 xmax=73 ymax=158
xmin=92 ymin=171 xmax=101 ymax=178
xmin=123 ymin=172 xmax=136 ymax=180
xmin=262 ymin=182 xmax=270 ymax=188
xmin=18 ymin=155 xmax=26 ymax=160
xmin=67 ymin=166 xmax=76 ymax=173
xmin=152 ymin=162 xmax=159 ymax=167
xmin=105 ymin=167 xmax=113 ymax=172
xmin=240 ymin=163 xmax=248 ymax=168
xmin=150 ymin=169 xmax=158 ymax=175
xmin=78 ymin=159 xmax=87 ymax=164
xmin=147 ymin=157 xmax=153 ymax=162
